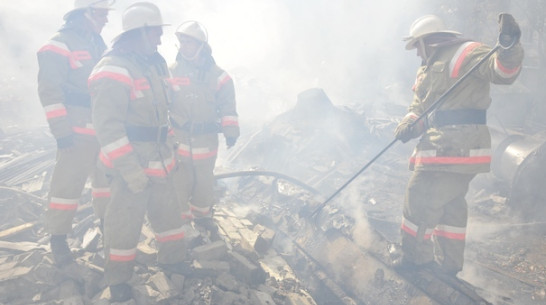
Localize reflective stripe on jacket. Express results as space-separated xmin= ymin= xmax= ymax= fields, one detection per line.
xmin=89 ymin=52 xmax=175 ymax=182
xmin=37 ymin=25 xmax=106 ymax=140
xmin=168 ymin=56 xmax=240 ymax=157
xmin=408 ymin=41 xmax=524 ymax=174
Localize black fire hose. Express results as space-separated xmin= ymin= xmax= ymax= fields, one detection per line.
xmin=215 ymin=170 xmax=321 ymax=195
xmin=303 ymin=34 xmax=517 ymax=221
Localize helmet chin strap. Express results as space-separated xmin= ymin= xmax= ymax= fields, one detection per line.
xmin=179 ymin=43 xmax=204 ymax=61
xmin=139 ymin=28 xmax=159 ymax=56
xmin=417 ymin=38 xmax=428 ymax=62
xmin=84 ymin=9 xmax=102 ymax=34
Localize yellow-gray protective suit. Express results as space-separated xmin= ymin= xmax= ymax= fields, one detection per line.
xmin=89 ymin=48 xmax=190 ymax=286
xmin=399 ymin=39 xmax=524 ymax=274
xmin=168 ymin=48 xmax=239 ymax=221
xmin=37 ymin=17 xmax=110 ymax=236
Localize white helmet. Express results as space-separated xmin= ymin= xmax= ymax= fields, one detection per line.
xmin=175 ymin=21 xmax=208 ymax=43
xmin=403 ymin=15 xmax=461 ymax=50
xmin=113 ymin=2 xmax=169 ymax=41
xmin=64 ymin=0 xmax=114 ymax=20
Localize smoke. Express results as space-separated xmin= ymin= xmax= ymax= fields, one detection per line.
xmin=1 ymin=1 xmax=533 ymax=134
xmin=0 ymin=0 xmax=427 ymax=133
xmin=0 ymin=2 xmax=72 ymax=130
xmin=2 ymin=1 xmax=533 ymax=207
xmin=1 ymin=3 xmax=542 ymax=303
xmin=460 ymin=263 xmax=509 ymax=304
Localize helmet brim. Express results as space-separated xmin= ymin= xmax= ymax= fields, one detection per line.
xmin=111 ymin=24 xmax=171 ymax=43
xmin=63 ymin=6 xmax=114 ymax=21
xmin=403 ymin=30 xmax=462 ymax=50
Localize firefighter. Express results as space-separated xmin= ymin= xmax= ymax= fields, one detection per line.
xmin=36 ymin=0 xmax=114 ymax=266
xmin=89 ymin=2 xmax=190 ymax=302
xmin=168 ymin=21 xmax=240 ymax=232
xmin=394 ymin=14 xmax=524 ymax=277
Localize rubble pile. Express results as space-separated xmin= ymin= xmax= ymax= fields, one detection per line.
xmin=0 ymin=211 xmax=320 ymax=305
xmin=0 ymin=129 xmax=327 ymax=305
xmin=1 ymin=93 xmax=546 ymax=304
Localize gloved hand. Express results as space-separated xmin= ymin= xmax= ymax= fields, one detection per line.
xmin=498 ymin=13 xmax=521 ymax=48
xmin=225 ymin=136 xmax=237 ymax=148
xmin=394 ymin=112 xmax=424 ymax=143
xmin=125 ymin=170 xmax=150 ymax=193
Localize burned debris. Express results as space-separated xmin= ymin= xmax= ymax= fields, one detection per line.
xmin=2 ymin=85 xmax=545 ymax=305
xmin=2 ymin=0 xmax=546 ymax=304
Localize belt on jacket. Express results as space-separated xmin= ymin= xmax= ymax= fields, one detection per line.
xmin=170 ymin=119 xmax=220 ymax=135
xmin=429 ymin=109 xmax=486 ymax=127
xmin=64 ymin=91 xmax=91 ymax=108
xmin=126 ymin=125 xmax=168 ymax=143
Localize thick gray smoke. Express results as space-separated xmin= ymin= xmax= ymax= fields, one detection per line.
xmin=1 ymin=3 xmax=542 ymax=303
xmin=0 ymin=0 xmax=432 ymax=133
xmin=1 ymin=1 xmax=531 ymax=135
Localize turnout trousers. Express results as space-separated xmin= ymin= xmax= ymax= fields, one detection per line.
xmin=45 ymin=133 xmax=108 ymax=235
xmin=400 ymin=170 xmax=476 ymax=274
xmin=103 ymin=174 xmax=187 ymax=286
xmin=173 ymin=140 xmax=217 ymax=220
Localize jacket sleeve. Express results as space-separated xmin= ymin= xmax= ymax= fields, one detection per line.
xmin=89 ymin=61 xmax=147 ymax=185
xmin=215 ymin=70 xmax=240 ymax=139
xmin=407 ymin=67 xmax=427 ymax=116
xmin=462 ymin=42 xmax=524 ymax=85
xmin=37 ymin=40 xmax=74 ymax=143
xmin=491 ymin=42 xmax=524 ymax=84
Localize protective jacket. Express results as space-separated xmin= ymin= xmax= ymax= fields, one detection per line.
xmin=89 ymin=51 xmax=176 ymax=186
xmin=168 ymin=50 xmax=239 ymax=218
xmin=37 ymin=19 xmax=109 ymax=236
xmin=90 ymin=49 xmax=189 ymax=286
xmin=408 ymin=40 xmax=524 ymax=174
xmin=37 ymin=21 xmax=106 ymax=145
xmin=169 ymin=51 xmax=239 ymax=155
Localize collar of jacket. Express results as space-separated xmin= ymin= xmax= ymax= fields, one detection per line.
xmin=424 ymin=37 xmax=472 ymax=66
xmin=61 ymin=18 xmax=104 ymax=42
xmin=112 ymin=49 xmax=168 ymax=76
xmin=175 ymin=48 xmax=215 ymax=69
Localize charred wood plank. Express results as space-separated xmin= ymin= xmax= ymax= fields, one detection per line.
xmin=0 ymin=221 xmax=37 ymax=239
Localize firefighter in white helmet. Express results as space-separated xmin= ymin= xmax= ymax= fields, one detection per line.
xmin=89 ymin=2 xmax=191 ymax=302
xmin=168 ymin=21 xmax=240 ymax=234
xmin=403 ymin=15 xmax=462 ymax=61
xmin=37 ymin=0 xmax=114 ymax=267
xmin=394 ymin=14 xmax=524 ymax=277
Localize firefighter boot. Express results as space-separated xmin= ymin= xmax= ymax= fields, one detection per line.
xmin=50 ymin=234 xmax=74 ymax=266
xmin=194 ymin=217 xmax=219 ymax=240
xmin=109 ymin=283 xmax=132 ymax=303
xmin=159 ymin=261 xmax=193 ymax=276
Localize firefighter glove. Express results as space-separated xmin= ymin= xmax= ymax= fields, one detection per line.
xmin=394 ymin=112 xmax=424 ymax=143
xmin=125 ymin=170 xmax=150 ymax=193
xmin=226 ymin=136 xmax=237 ymax=148
xmin=498 ymin=13 xmax=521 ymax=48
